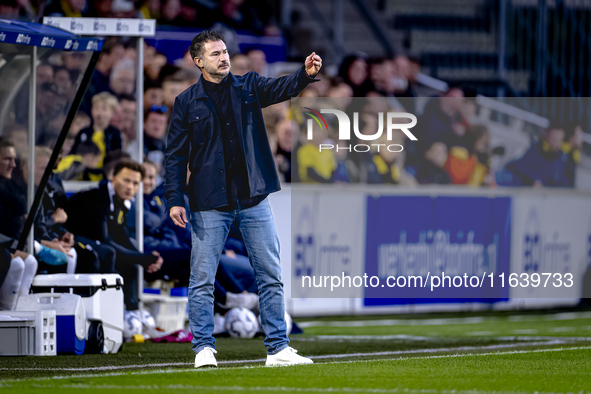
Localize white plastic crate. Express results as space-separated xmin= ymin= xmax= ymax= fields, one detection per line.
xmin=142 ymin=294 xmax=188 ymax=332
xmin=0 ymin=310 xmax=57 ymax=356
xmin=17 ymin=293 xmax=87 ymax=354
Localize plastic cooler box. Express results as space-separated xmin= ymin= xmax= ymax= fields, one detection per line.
xmin=31 ymin=274 xmax=124 ymax=354
xmin=17 ymin=293 xmax=86 ymax=354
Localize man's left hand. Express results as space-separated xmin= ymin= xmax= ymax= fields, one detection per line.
xmin=305 ymin=52 xmax=322 ymax=78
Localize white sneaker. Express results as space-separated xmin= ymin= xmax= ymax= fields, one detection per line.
xmin=194 ymin=347 xmax=218 ymax=368
xmin=266 ymin=347 xmax=314 ymax=367
xmin=225 ymin=291 xmax=259 ymax=310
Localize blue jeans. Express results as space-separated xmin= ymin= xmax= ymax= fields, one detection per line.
xmin=188 ymin=197 xmax=289 ymax=355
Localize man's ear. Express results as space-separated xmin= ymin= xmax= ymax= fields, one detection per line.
xmin=194 ymin=57 xmax=202 ymax=68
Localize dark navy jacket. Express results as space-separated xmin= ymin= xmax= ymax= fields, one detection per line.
xmin=164 ymin=66 xmax=319 ymax=211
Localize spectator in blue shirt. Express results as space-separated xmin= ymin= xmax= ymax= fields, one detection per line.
xmin=504 ymin=122 xmax=572 ymax=188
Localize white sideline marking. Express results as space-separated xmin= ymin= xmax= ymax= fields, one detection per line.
xmin=25 ymin=382 xmax=591 ymax=394
xmin=298 ymin=317 xmax=486 ymax=328
xmin=496 ymin=335 xmax=591 ymax=341
xmin=299 ymin=311 xmax=591 ymax=328
xmin=291 ymin=334 xmax=436 ymax=341
xmin=0 ymin=359 xmax=267 ymax=372
xmin=548 ymin=327 xmax=576 ymax=332
xmin=465 ymin=331 xmax=496 ymax=336
xmin=546 ymin=311 xmax=591 ymax=321
xmin=513 ymin=329 xmax=538 ymax=334
xmin=293 ymin=334 xmax=591 ymax=342
xmin=306 ymin=340 xmax=569 ymax=360
xmin=4 ymin=347 xmax=591 ymax=392
xmin=0 ymin=340 xmax=578 ymax=373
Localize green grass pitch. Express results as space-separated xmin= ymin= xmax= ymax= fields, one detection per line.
xmin=1 ymin=308 xmax=590 ymax=393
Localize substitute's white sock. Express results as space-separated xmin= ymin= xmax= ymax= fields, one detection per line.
xmin=0 ymin=257 xmax=25 ymax=310
xmin=66 ymin=248 xmax=77 ymax=275
xmin=18 ymin=254 xmax=38 ymax=297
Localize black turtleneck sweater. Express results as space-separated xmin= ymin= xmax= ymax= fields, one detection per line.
xmin=202 ymin=75 xmax=268 ymax=212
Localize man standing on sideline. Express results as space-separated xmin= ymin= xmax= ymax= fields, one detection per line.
xmin=165 ymin=30 xmax=321 ymax=368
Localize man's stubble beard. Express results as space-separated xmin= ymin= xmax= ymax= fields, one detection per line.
xmin=202 ymin=58 xmax=231 ymax=79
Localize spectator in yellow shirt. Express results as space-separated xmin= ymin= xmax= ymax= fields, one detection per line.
xmin=297 ymin=122 xmax=336 ymax=183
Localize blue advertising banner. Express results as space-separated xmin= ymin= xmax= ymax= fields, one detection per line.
xmin=364 ymin=196 xmax=511 ymax=304
xmin=1 ymin=19 xmax=103 ymax=51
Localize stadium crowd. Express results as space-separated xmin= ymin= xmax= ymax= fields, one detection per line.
xmin=0 ymin=1 xmax=585 ymax=333
xmin=291 ymin=80 xmax=583 ymax=188
xmin=1 ymin=0 xmax=281 ymax=37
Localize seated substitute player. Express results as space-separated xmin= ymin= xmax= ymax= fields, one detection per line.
xmin=66 ymin=160 xmax=163 ymax=311
xmin=164 ymin=29 xmax=321 ymax=367
xmin=0 ymin=139 xmax=37 ymax=310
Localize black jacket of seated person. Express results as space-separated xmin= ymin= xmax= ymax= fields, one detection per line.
xmin=35 ymin=175 xmax=117 ymax=275
xmin=66 ymin=181 xmax=157 ymax=310
xmin=0 ymin=175 xmax=27 ymax=240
